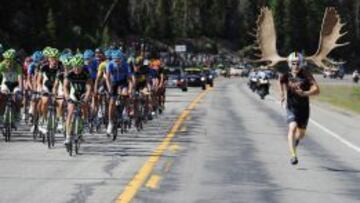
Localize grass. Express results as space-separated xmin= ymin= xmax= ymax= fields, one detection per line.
xmin=315 ymin=85 xmax=360 ymax=114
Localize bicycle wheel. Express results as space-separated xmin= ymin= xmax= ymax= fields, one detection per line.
xmin=47 ymin=132 xmax=51 ymax=149
xmin=113 ymin=122 xmax=118 ymax=141
xmin=75 ymin=136 xmax=81 ymax=155
xmin=33 ymin=124 xmax=38 ymax=140
xmin=69 ymin=141 xmax=73 ymax=156
xmin=5 ymin=126 xmax=11 ymax=142
xmin=4 ymin=106 xmax=12 ymax=142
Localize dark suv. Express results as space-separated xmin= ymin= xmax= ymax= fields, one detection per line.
xmin=185 ymin=68 xmax=207 ymax=90
xmin=203 ymin=68 xmax=215 ymax=87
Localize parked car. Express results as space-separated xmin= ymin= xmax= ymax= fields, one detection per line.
xmin=164 ymin=67 xmax=188 ymax=92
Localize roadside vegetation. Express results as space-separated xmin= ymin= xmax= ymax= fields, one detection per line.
xmin=315 ymin=85 xmax=360 ymax=114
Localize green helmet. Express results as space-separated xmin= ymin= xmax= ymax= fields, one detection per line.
xmin=47 ymin=48 xmax=60 ymax=58
xmin=2 ymin=49 xmax=16 ymax=60
xmin=42 ymin=46 xmax=52 ymax=57
xmin=70 ymin=55 xmax=84 ymax=67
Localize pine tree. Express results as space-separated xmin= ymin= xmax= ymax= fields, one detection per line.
xmin=46 ymin=8 xmax=56 ymax=45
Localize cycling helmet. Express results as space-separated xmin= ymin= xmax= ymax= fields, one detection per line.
xmin=71 ymin=54 xmax=84 ymax=67
xmin=60 ymin=53 xmax=73 ymax=68
xmin=143 ymin=59 xmax=150 ymax=66
xmin=135 ymin=56 xmax=143 ymax=66
xmin=287 ymin=52 xmax=304 ymax=67
xmin=111 ymin=50 xmax=123 ymax=59
xmin=62 ymin=48 xmax=72 ymax=55
xmin=83 ymin=49 xmax=94 ymax=60
xmin=47 ymin=48 xmax=60 ymax=58
xmin=104 ymin=49 xmax=112 ymax=59
xmin=63 ymin=57 xmax=73 ymax=68
xmin=42 ymin=46 xmax=52 ymax=57
xmin=32 ymin=51 xmax=44 ymax=62
xmin=95 ymin=48 xmax=103 ymax=53
xmin=2 ymin=49 xmax=16 ymax=60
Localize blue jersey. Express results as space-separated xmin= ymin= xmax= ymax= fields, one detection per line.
xmin=28 ymin=62 xmax=39 ymax=76
xmin=106 ymin=60 xmax=132 ymax=82
xmin=84 ymin=60 xmax=98 ymax=80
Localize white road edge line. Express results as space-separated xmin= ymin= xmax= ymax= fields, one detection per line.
xmin=309 ymin=119 xmax=360 ymax=153
xmin=267 ymin=95 xmax=360 ymax=153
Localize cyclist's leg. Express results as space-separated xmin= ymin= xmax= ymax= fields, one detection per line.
xmin=107 ymin=84 xmax=118 ymax=134
xmin=81 ymin=102 xmax=89 ymax=123
xmin=0 ymin=92 xmax=5 ymax=115
xmin=39 ymin=96 xmax=50 ymax=121
xmin=65 ymin=102 xmax=75 ymax=143
xmin=13 ymin=87 xmax=23 ymax=119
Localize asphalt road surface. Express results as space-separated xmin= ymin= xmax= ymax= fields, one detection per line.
xmin=1 ymin=77 xmax=359 ymax=203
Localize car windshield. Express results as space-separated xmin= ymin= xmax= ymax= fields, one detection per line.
xmin=186 ymin=70 xmax=201 ymax=75
xmin=165 ymin=69 xmax=181 ymax=75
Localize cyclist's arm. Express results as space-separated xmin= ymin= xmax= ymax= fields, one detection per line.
xmin=105 ymin=71 xmax=111 ymax=94
xmin=36 ymin=70 xmax=43 ymax=92
xmin=84 ymin=79 xmax=92 ymax=101
xmin=53 ymin=79 xmax=59 ymax=95
xmin=94 ymin=69 xmax=103 ymax=94
xmin=64 ymin=78 xmax=70 ymax=100
xmin=16 ymin=65 xmax=23 ymax=91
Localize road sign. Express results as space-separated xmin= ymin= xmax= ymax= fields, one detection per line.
xmin=175 ymin=45 xmax=187 ymax=52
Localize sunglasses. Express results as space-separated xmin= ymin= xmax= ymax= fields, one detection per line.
xmin=291 ymin=61 xmax=300 ymax=66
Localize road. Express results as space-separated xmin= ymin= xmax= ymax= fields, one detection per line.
xmin=0 ymin=78 xmax=359 ymax=203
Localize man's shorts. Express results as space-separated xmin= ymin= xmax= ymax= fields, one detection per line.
xmin=286 ymin=106 xmax=310 ymax=129
xmin=111 ymin=80 xmax=128 ymax=97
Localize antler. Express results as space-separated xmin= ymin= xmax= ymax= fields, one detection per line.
xmin=253 ymin=7 xmax=287 ymax=67
xmin=306 ymin=7 xmax=349 ymax=69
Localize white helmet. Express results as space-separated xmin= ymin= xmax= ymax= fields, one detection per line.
xmin=287 ymin=52 xmax=304 ymax=68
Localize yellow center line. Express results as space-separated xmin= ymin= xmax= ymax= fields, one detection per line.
xmin=145 ymin=175 xmax=162 ymax=189
xmin=169 ymin=143 xmax=181 ymax=153
xmin=115 ymin=90 xmax=209 ymax=203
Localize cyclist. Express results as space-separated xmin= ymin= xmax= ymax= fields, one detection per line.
xmin=93 ymin=49 xmax=112 ymax=116
xmin=0 ymin=49 xmax=23 ymax=127
xmin=279 ymin=52 xmax=320 ymax=165
xmin=133 ymin=56 xmax=151 ymax=117
xmin=63 ymin=55 xmax=91 ymax=145
xmin=36 ymin=48 xmax=63 ymax=133
xmin=53 ymin=53 xmax=73 ymax=131
xmin=95 ymin=48 xmax=105 ymax=64
xmin=83 ymin=49 xmax=98 ymax=121
xmin=105 ymin=50 xmax=134 ymax=135
xmin=27 ymin=51 xmax=44 ymax=130
xmin=149 ymin=55 xmax=165 ymax=115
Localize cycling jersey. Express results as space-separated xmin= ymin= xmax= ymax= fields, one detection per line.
xmin=27 ymin=62 xmax=40 ymax=77
xmin=149 ymin=59 xmax=161 ymax=78
xmin=39 ymin=64 xmax=62 ymax=92
xmin=66 ymin=69 xmax=90 ymax=101
xmin=106 ymin=60 xmax=132 ymax=82
xmin=134 ymin=66 xmax=149 ymax=90
xmin=84 ymin=60 xmax=98 ymax=80
xmin=0 ymin=61 xmax=22 ymax=92
xmin=150 ymin=59 xmax=161 ymax=70
xmin=97 ymin=60 xmax=109 ymax=79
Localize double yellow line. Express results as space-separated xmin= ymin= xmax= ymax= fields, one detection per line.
xmin=116 ymin=90 xmax=209 ymax=203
